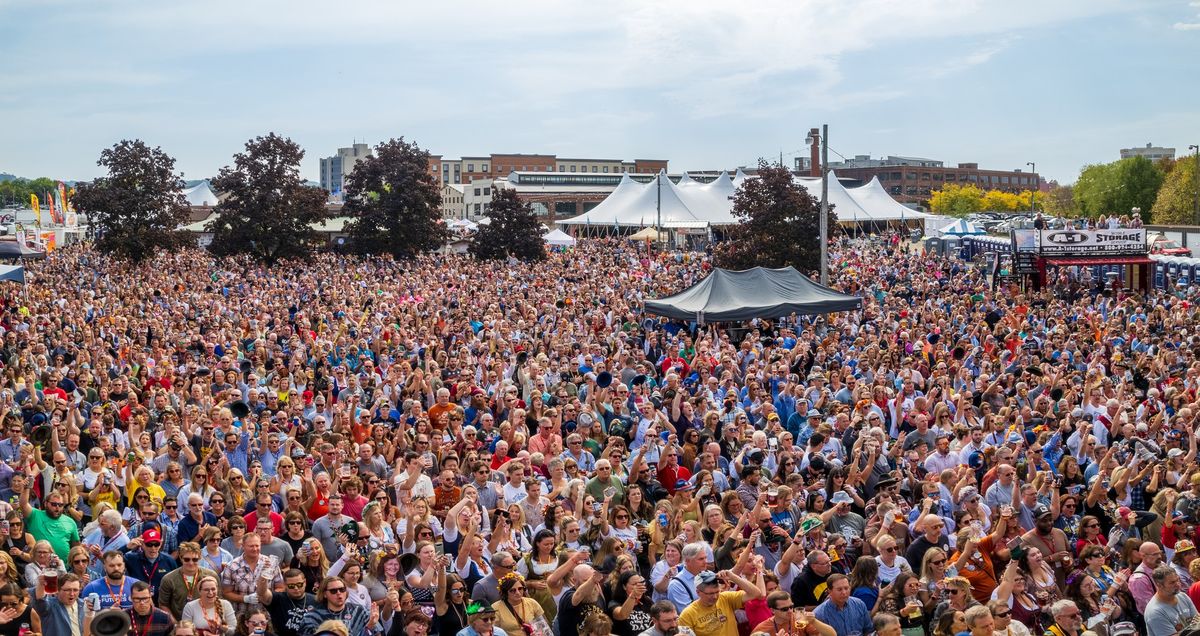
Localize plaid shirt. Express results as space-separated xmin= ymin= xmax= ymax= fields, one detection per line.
xmin=128 ymin=607 xmax=175 ymax=636
xmin=220 ymin=553 xmax=283 ymax=614
xmin=128 ymin=520 xmax=179 ymax=555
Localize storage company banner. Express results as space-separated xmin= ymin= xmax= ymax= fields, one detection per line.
xmin=1038 ymin=229 xmax=1146 ymax=255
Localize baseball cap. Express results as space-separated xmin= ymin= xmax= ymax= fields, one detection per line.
xmin=1033 ymin=504 xmax=1052 ymax=519
xmin=831 ymin=491 xmax=854 ymax=505
xmin=142 ymin=527 xmax=162 ymax=543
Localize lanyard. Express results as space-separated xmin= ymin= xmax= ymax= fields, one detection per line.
xmin=141 ymin=556 xmax=160 ymax=586
xmin=104 ymin=577 xmax=125 ymax=605
xmin=132 ymin=610 xmax=154 ymax=636
xmin=182 ymin=573 xmax=198 ymax=598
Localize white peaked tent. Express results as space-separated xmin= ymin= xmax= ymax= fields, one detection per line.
xmin=543 ymin=229 xmax=577 ymax=247
xmin=182 ymin=181 xmax=219 ymax=207
xmin=795 ymin=174 xmax=874 ymax=223
xmin=675 ymin=173 xmax=700 ymax=188
xmin=844 ymin=177 xmax=931 ymax=223
xmin=559 ymin=172 xmax=714 ymax=228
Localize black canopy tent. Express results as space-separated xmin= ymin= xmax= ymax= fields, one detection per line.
xmin=0 ymin=240 xmax=45 ymax=260
xmin=643 ymin=266 xmax=862 ymax=323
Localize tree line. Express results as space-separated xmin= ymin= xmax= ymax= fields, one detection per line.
xmin=72 ymin=135 xmax=547 ymax=263
xmin=928 ymin=154 xmax=1200 ymax=224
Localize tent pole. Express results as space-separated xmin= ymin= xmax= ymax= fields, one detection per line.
xmin=820 ymin=124 xmax=829 ymax=286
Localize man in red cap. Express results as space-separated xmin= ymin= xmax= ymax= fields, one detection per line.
xmin=122 ymin=526 xmax=179 ymax=603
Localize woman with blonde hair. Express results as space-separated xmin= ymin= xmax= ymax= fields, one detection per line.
xmin=918 ymin=547 xmax=950 ymax=611
xmin=292 ymin=537 xmax=330 ymax=594
xmin=0 ymin=551 xmax=17 ymax=590
xmin=181 ymin=574 xmax=237 ymax=636
xmin=223 ymin=468 xmax=253 ymax=512
xmin=361 ymin=501 xmax=396 ymax=552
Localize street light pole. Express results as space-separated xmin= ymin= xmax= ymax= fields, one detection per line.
xmin=1026 ymin=162 xmax=1036 ymax=217
xmin=820 ymin=124 xmax=829 ymax=286
xmin=1190 ymin=145 xmax=1199 ymax=226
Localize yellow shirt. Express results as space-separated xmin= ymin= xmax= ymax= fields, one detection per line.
xmin=128 ymin=482 xmax=167 ymax=507
xmin=491 ymin=597 xmax=545 ymax=636
xmin=679 ymin=591 xmax=744 ymax=636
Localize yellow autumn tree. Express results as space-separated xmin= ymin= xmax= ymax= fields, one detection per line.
xmin=929 ymin=184 xmax=985 ymax=217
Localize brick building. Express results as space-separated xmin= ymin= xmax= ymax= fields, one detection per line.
xmin=834 ymin=161 xmax=1039 ymax=208
xmin=428 ymin=153 xmax=668 ymax=186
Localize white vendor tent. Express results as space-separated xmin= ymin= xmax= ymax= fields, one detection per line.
xmin=844 ymin=177 xmax=932 ymax=223
xmin=182 ymin=181 xmax=220 ymax=207
xmin=559 ymin=169 xmax=929 ymax=230
xmin=939 ymin=219 xmax=986 ymax=236
xmin=543 ymin=229 xmax=577 ymax=247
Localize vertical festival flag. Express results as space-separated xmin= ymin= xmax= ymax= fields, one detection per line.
xmin=30 ymin=194 xmax=40 ymax=227
xmin=56 ymin=182 xmax=68 ymax=224
xmin=46 ymin=191 xmax=56 ymax=224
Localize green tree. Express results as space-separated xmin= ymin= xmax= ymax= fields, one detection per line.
xmin=1073 ymin=156 xmax=1162 ymax=221
xmin=1151 ymin=155 xmax=1199 ymax=225
xmin=716 ymin=160 xmax=834 ymax=276
xmin=71 ymin=140 xmax=193 ymax=261
xmin=207 ymin=133 xmax=330 ymax=262
xmin=343 ymin=138 xmax=447 ymax=258
xmin=928 ymin=183 xmax=984 ymax=216
xmin=1041 ymin=182 xmax=1078 ymax=218
xmin=469 ymin=187 xmax=546 ymax=261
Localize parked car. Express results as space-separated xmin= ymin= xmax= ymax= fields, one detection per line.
xmin=1148 ymin=232 xmax=1191 ymax=256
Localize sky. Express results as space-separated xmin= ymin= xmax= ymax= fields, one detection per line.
xmin=1 ymin=0 xmax=1198 ymax=185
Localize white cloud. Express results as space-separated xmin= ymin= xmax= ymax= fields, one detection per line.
xmin=17 ymin=0 xmax=1139 ymax=120
xmin=1174 ymin=21 xmax=1200 ymax=29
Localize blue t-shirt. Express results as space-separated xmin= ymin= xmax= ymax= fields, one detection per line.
xmin=82 ymin=575 xmax=141 ymax=610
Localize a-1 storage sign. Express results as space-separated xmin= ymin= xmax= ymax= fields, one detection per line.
xmin=1039 ymin=228 xmax=1147 ymax=255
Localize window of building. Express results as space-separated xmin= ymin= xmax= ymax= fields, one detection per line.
xmin=603 ymin=167 xmax=609 ymax=173
xmin=467 ymin=164 xmax=474 ymax=172
xmin=483 ymin=164 xmax=489 ymax=172
xmin=571 ymin=165 xmax=577 ymax=172
xmin=968 ymin=174 xmax=977 ymax=182
xmin=889 ymin=186 xmax=902 ymax=195
xmin=920 ymin=173 xmax=930 ymax=181
xmin=932 ymin=173 xmax=942 ymax=181
xmin=905 ymin=172 xmax=917 ymax=180
xmin=905 ymin=186 xmax=918 ymax=195
xmin=1001 ymin=176 xmax=1010 ymax=184
xmin=877 ymin=173 xmax=887 ymax=181
xmin=483 ymin=187 xmax=490 ymax=195
xmin=473 ymin=188 xmax=480 ymax=196
xmin=959 ymin=174 xmax=969 ymax=182
xmin=891 ymin=171 xmax=902 ymax=180
xmin=592 ymin=166 xmax=598 ymax=173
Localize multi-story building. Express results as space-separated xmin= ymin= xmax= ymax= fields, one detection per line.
xmin=1120 ymin=143 xmax=1176 ymax=162
xmin=463 ymin=180 xmax=496 ymax=220
xmin=431 ymin=154 xmax=668 ymax=184
xmin=440 ymin=183 xmax=466 ymax=219
xmin=834 ymin=160 xmax=1039 ymax=208
xmin=318 ymin=143 xmax=372 ymax=200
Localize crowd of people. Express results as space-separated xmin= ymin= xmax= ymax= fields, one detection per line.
xmin=0 ymin=233 xmax=1196 ymax=636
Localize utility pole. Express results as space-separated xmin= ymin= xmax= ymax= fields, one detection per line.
xmin=1191 ymin=145 xmax=1199 ymax=225
xmin=656 ymin=169 xmax=662 ymax=249
xmin=1026 ymin=162 xmax=1036 ymax=217
xmin=820 ymin=124 xmax=829 ymax=286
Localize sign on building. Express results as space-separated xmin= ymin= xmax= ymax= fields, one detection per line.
xmin=1037 ymin=229 xmax=1146 ymax=256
